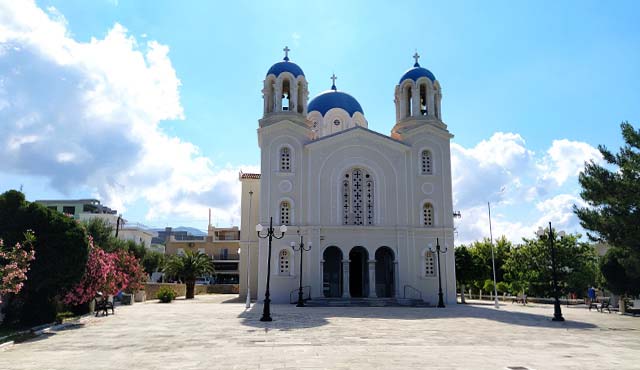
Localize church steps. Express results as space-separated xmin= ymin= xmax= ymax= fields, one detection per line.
xmin=302 ymin=297 xmax=432 ymax=308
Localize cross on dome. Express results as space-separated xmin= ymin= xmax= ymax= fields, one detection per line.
xmin=283 ymin=46 xmax=290 ymax=61
xmin=413 ymin=51 xmax=420 ymax=67
xmin=330 ymin=73 xmax=337 ymax=90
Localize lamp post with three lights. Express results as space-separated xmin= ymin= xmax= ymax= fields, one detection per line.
xmin=256 ymin=217 xmax=287 ymax=322
xmin=291 ymin=230 xmax=312 ymax=307
xmin=428 ymin=238 xmax=448 ymax=308
xmin=536 ymin=222 xmax=566 ymax=322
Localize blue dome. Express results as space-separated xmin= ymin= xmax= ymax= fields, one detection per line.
xmin=308 ymin=89 xmax=364 ymax=116
xmin=399 ymin=63 xmax=436 ymax=84
xmin=266 ymin=60 xmax=305 ymax=78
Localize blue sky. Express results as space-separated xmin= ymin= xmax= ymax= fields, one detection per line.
xmin=1 ymin=0 xmax=639 ymax=243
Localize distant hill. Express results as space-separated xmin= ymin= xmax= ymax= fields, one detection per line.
xmin=151 ymin=226 xmax=207 ymax=236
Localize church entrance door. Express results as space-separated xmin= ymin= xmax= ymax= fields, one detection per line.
xmin=349 ymin=246 xmax=369 ymax=298
xmin=375 ymin=247 xmax=395 ymax=298
xmin=323 ymin=246 xmax=343 ymax=298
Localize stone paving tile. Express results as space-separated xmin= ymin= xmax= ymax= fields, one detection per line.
xmin=1 ymin=295 xmax=639 ymax=370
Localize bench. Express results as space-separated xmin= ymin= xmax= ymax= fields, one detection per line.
xmin=94 ymin=293 xmax=115 ymax=317
xmin=589 ymin=297 xmax=611 ymax=313
xmin=511 ymin=295 xmax=527 ymax=305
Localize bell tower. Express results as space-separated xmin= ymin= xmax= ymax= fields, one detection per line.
xmin=262 ymin=46 xmax=309 ymax=120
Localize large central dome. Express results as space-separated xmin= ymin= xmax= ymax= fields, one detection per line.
xmin=308 ymin=88 xmax=364 ymax=117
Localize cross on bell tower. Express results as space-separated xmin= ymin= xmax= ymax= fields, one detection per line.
xmin=413 ymin=51 xmax=420 ymax=67
xmin=330 ymin=73 xmax=337 ymax=90
xmin=283 ymin=46 xmax=290 ymax=61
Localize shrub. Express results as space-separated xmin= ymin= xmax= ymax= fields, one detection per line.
xmin=54 ymin=311 xmax=74 ymax=324
xmin=157 ymin=287 xmax=176 ymax=303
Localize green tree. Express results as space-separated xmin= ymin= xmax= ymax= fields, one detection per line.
xmin=505 ymin=231 xmax=598 ymax=298
xmin=163 ymin=250 xmax=214 ymax=299
xmin=0 ymin=190 xmax=88 ymax=326
xmin=455 ymin=245 xmax=481 ymax=303
xmin=574 ymin=121 xmax=640 ymax=296
xmin=142 ymin=251 xmax=166 ymax=275
xmin=466 ymin=236 xmax=512 ymax=290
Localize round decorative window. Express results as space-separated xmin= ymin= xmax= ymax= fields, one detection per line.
xmin=333 ymin=119 xmax=341 ymax=126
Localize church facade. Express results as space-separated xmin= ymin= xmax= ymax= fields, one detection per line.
xmin=238 ymin=48 xmax=456 ymax=305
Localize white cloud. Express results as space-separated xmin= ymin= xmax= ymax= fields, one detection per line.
xmin=0 ymin=1 xmax=243 ymax=225
xmin=452 ymin=133 xmax=599 ymax=245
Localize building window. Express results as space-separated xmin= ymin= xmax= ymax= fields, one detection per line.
xmin=425 ymin=251 xmax=436 ymax=277
xmin=421 ymin=150 xmax=432 ymax=174
xmin=62 ymin=206 xmax=75 ymax=215
xmin=280 ymin=147 xmax=291 ymax=172
xmin=342 ymin=168 xmax=374 ymax=225
xmin=423 ymin=203 xmax=434 ymax=226
xmin=279 ymin=249 xmax=290 ymax=274
xmin=280 ymin=201 xmax=291 ymax=225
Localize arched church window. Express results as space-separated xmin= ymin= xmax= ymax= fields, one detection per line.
xmin=279 ymin=249 xmax=290 ymax=274
xmin=282 ymin=79 xmax=291 ymax=111
xmin=280 ymin=147 xmax=291 ymax=172
xmin=421 ymin=150 xmax=432 ymax=174
xmin=425 ymin=251 xmax=436 ymax=277
xmin=280 ymin=201 xmax=291 ymax=225
xmin=419 ymin=84 xmax=428 ymax=115
xmin=404 ymin=85 xmax=412 ymax=117
xmin=342 ymin=168 xmax=374 ymax=225
xmin=423 ymin=203 xmax=434 ymax=226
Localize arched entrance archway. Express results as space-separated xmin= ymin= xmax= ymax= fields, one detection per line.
xmin=349 ymin=246 xmax=369 ymax=297
xmin=323 ymin=246 xmax=343 ymax=298
xmin=375 ymin=247 xmax=395 ymax=298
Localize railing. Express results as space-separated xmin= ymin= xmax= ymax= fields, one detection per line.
xmin=403 ymin=284 xmax=423 ymax=300
xmin=289 ymin=286 xmax=312 ymax=304
xmin=213 ymin=253 xmax=239 ymax=260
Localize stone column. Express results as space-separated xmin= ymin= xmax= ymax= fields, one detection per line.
xmin=411 ymin=84 xmax=420 ymax=117
xmin=394 ymin=261 xmax=400 ymax=298
xmin=320 ymin=259 xmax=324 ymax=297
xmin=342 ymin=260 xmax=350 ymax=298
xmin=290 ymin=80 xmax=298 ymax=113
xmin=368 ymin=259 xmax=377 ymax=298
xmin=427 ymin=90 xmax=435 ymax=118
xmin=275 ymin=82 xmax=283 ymax=112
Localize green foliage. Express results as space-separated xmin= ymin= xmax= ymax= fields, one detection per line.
xmin=54 ymin=311 xmax=74 ymax=324
xmin=574 ymin=121 xmax=640 ymax=296
xmin=142 ymin=251 xmax=166 ymax=274
xmin=163 ymin=250 xmax=214 ymax=299
xmin=496 ymin=281 xmax=509 ymax=294
xmin=156 ymin=286 xmax=176 ymax=303
xmin=600 ymin=247 xmax=640 ymax=296
xmin=504 ymin=231 xmax=598 ymax=298
xmin=483 ymin=279 xmax=495 ymax=292
xmin=0 ymin=190 xmax=88 ymax=327
xmin=456 ymin=237 xmax=512 ymax=292
xmin=455 ymin=245 xmax=481 ymax=285
xmin=83 ymin=219 xmax=147 ymax=261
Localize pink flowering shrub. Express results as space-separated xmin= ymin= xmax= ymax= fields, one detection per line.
xmin=0 ymin=231 xmax=36 ymax=303
xmin=63 ymin=237 xmax=147 ymax=305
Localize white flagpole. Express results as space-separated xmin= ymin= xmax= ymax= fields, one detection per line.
xmin=488 ymin=202 xmax=499 ymax=309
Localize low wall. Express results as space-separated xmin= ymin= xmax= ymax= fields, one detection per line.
xmin=144 ymin=283 xmax=239 ymax=300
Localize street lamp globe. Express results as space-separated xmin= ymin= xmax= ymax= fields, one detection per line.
xmin=279 ymin=225 xmax=287 ymax=233
xmin=256 ymin=224 xmax=264 ymax=232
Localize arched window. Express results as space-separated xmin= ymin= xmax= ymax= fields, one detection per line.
xmin=421 ymin=150 xmax=432 ymax=174
xmin=282 ymin=79 xmax=291 ymax=111
xmin=342 ymin=168 xmax=374 ymax=225
xmin=425 ymin=250 xmax=436 ymax=277
xmin=404 ymin=85 xmax=412 ymax=118
xmin=419 ymin=84 xmax=428 ymax=115
xmin=279 ymin=249 xmax=290 ymax=274
xmin=280 ymin=201 xmax=291 ymax=225
xmin=280 ymin=147 xmax=291 ymax=172
xmin=423 ymin=203 xmax=434 ymax=226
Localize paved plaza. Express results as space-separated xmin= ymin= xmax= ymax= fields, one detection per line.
xmin=1 ymin=295 xmax=639 ymax=370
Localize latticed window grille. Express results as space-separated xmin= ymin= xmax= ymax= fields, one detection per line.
xmin=423 ymin=203 xmax=434 ymax=226
xmin=425 ymin=251 xmax=436 ymax=277
xmin=342 ymin=168 xmax=374 ymax=225
xmin=280 ymin=147 xmax=291 ymax=172
xmin=421 ymin=150 xmax=432 ymax=174
xmin=280 ymin=201 xmax=290 ymax=225
xmin=279 ymin=249 xmax=290 ymax=274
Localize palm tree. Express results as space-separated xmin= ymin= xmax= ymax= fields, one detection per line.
xmin=163 ymin=250 xmax=215 ymax=299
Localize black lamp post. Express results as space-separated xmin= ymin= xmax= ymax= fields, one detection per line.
xmin=256 ymin=217 xmax=287 ymax=322
xmin=291 ymin=232 xmax=312 ymax=307
xmin=429 ymin=237 xmax=448 ymax=308
xmin=537 ymin=222 xmax=565 ymax=322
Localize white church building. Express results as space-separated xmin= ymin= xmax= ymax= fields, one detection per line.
xmin=238 ymin=48 xmax=456 ymax=305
